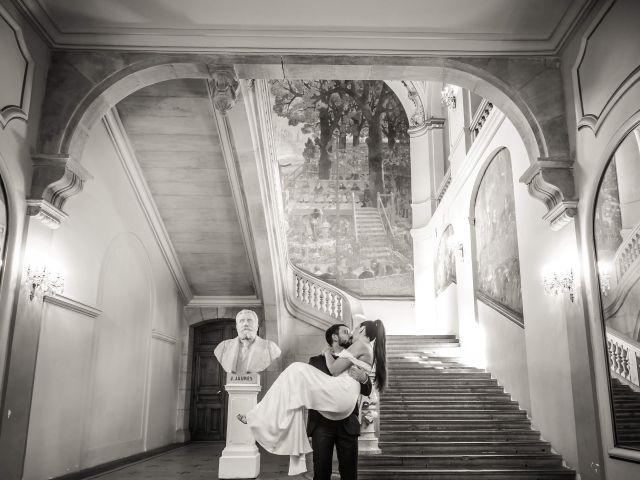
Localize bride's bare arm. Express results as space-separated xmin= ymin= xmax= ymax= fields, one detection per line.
xmin=324 ymin=342 xmax=367 ymax=376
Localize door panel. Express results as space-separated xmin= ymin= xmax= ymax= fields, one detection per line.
xmin=190 ymin=321 xmax=235 ymax=441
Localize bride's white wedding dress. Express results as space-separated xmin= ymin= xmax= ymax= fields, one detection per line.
xmin=245 ymin=349 xmax=372 ymax=476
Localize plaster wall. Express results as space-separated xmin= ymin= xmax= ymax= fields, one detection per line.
xmin=423 ymin=108 xmax=582 ymax=468
xmin=561 ymin=0 xmax=640 ymax=477
xmin=22 ymin=122 xmax=183 ymax=479
xmin=360 ymin=299 xmax=415 ymax=335
xmin=0 ymin=0 xmax=50 ymax=407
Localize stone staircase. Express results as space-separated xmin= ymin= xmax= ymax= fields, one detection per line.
xmin=611 ymin=378 xmax=640 ymax=448
xmin=355 ymin=207 xmax=391 ymax=260
xmin=357 ymin=335 xmax=576 ymax=479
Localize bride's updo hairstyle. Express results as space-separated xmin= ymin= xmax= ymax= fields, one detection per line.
xmin=360 ymin=319 xmax=387 ymax=392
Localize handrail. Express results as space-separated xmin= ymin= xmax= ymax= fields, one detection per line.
xmin=612 ymin=222 xmax=640 ymax=282
xmin=606 ymin=327 xmax=640 ymax=389
xmin=286 ymin=261 xmax=363 ymax=329
xmin=377 ymin=193 xmax=397 ymax=254
xmin=435 ymin=168 xmax=452 ymax=206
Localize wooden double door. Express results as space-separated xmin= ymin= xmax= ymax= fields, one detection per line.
xmin=189 ymin=321 xmax=235 ymax=441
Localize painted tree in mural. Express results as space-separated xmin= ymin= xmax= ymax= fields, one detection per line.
xmin=271 ymin=80 xmax=408 ymax=194
xmin=271 ymin=80 xmax=353 ymax=179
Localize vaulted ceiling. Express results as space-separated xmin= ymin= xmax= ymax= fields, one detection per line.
xmin=116 ymin=79 xmax=256 ymax=297
xmin=17 ymin=0 xmax=592 ymax=54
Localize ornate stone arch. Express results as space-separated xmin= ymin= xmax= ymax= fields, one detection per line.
xmin=31 ymin=53 xmax=575 ymax=230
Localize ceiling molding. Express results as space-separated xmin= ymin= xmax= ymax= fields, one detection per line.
xmin=13 ymin=0 xmax=595 ymax=56
xmin=187 ymin=295 xmax=263 ymax=308
xmin=208 ymin=83 xmax=263 ymax=301
xmin=102 ymin=109 xmax=194 ymax=302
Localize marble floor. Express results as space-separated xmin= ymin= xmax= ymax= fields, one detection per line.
xmin=86 ymin=442 xmax=313 ymax=480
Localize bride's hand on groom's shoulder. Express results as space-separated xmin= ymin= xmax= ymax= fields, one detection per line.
xmin=322 ymin=345 xmax=334 ymax=356
xmin=348 ymin=366 xmax=368 ymax=384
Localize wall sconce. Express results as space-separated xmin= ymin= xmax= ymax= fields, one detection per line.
xmin=446 ymin=236 xmax=464 ymax=260
xmin=597 ymin=261 xmax=612 ymax=297
xmin=542 ymin=266 xmax=575 ymax=302
xmin=441 ymin=85 xmax=457 ymax=110
xmin=25 ymin=264 xmax=64 ymax=301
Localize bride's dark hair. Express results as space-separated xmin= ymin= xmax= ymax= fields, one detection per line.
xmin=360 ymin=319 xmax=387 ymax=392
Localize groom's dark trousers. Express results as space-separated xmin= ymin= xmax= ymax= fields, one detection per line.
xmin=307 ymin=354 xmax=373 ymax=480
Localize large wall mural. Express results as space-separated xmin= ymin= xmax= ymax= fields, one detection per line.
xmin=473 ymin=148 xmax=523 ymax=322
xmin=435 ymin=224 xmax=457 ymax=295
xmin=270 ymin=80 xmax=414 ymax=297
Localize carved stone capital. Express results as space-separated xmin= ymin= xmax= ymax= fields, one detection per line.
xmin=30 ymin=154 xmax=93 ymax=216
xmin=208 ymin=67 xmax=239 ymax=113
xmin=519 ymin=158 xmax=577 ymax=231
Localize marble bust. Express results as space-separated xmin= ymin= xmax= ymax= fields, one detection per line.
xmin=214 ymin=309 xmax=281 ymax=374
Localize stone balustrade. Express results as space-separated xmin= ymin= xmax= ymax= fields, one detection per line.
xmin=614 ymin=223 xmax=640 ymax=281
xmin=291 ymin=265 xmax=346 ymax=323
xmin=606 ymin=327 xmax=640 ymax=388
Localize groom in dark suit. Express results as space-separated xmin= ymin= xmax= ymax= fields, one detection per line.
xmin=307 ymin=324 xmax=373 ymax=480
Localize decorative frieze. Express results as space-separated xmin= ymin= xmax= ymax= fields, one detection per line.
xmin=519 ymin=158 xmax=577 ymax=231
xmin=25 ymin=198 xmax=68 ymax=229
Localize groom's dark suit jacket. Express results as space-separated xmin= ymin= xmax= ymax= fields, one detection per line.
xmin=306 ymin=354 xmax=373 ymax=436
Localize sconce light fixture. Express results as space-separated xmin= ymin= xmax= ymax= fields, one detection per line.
xmin=597 ymin=261 xmax=612 ymax=297
xmin=446 ymin=236 xmax=464 ymax=260
xmin=441 ymin=85 xmax=457 ymax=110
xmin=542 ymin=265 xmax=575 ymax=302
xmin=25 ymin=264 xmax=64 ymax=301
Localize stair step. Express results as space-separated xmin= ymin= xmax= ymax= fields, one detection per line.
xmin=357 ymin=468 xmax=575 ymax=479
xmin=380 ymin=430 xmax=542 ymax=441
xmin=358 ymin=453 xmax=564 ymax=469
xmin=379 ymin=440 xmax=552 ymax=454
xmin=381 ymin=411 xmax=530 ymax=421
xmin=380 ymin=420 xmax=533 ymax=431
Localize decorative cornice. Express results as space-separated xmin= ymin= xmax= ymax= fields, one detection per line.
xmin=30 ymin=153 xmax=93 ymax=212
xmin=11 ymin=0 xmax=594 ymax=55
xmin=26 ymin=198 xmax=68 ymax=229
xmin=186 ymin=295 xmax=263 ymax=308
xmin=43 ymin=294 xmax=102 ymax=317
xmin=151 ymin=329 xmax=178 ymax=345
xmin=519 ymin=158 xmax=577 ymax=231
xmin=408 ymin=117 xmax=445 ymax=137
xmin=0 ymin=4 xmax=34 ymax=128
xmin=102 ymin=109 xmax=193 ymax=302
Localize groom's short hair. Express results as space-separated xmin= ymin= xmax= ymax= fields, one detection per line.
xmin=325 ymin=323 xmax=349 ymax=346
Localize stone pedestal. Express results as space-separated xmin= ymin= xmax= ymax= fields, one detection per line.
xmin=218 ymin=373 xmax=262 ymax=479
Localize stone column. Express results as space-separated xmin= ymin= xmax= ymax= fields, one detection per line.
xmin=218 ymin=373 xmax=262 ymax=479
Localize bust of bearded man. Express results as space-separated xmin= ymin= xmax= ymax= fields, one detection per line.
xmin=214 ymin=309 xmax=281 ymax=374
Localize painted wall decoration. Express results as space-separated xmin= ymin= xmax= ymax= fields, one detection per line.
xmin=435 ymin=224 xmax=456 ymax=295
xmin=473 ymin=148 xmax=523 ymax=321
xmin=0 ymin=5 xmax=33 ymax=127
xmin=270 ymin=80 xmax=414 ymax=297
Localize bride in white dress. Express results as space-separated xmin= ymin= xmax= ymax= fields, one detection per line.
xmin=241 ymin=319 xmax=387 ymax=475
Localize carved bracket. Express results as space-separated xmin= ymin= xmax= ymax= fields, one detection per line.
xmin=520 ymin=158 xmax=577 ymax=231
xmin=208 ymin=67 xmax=240 ymax=113
xmin=28 ymin=154 xmax=93 ymax=227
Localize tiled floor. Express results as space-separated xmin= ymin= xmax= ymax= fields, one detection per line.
xmin=87 ymin=442 xmax=313 ymax=480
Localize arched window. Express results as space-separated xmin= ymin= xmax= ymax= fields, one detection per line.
xmin=473 ymin=148 xmax=523 ymax=326
xmin=593 ymin=125 xmax=640 ymax=452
